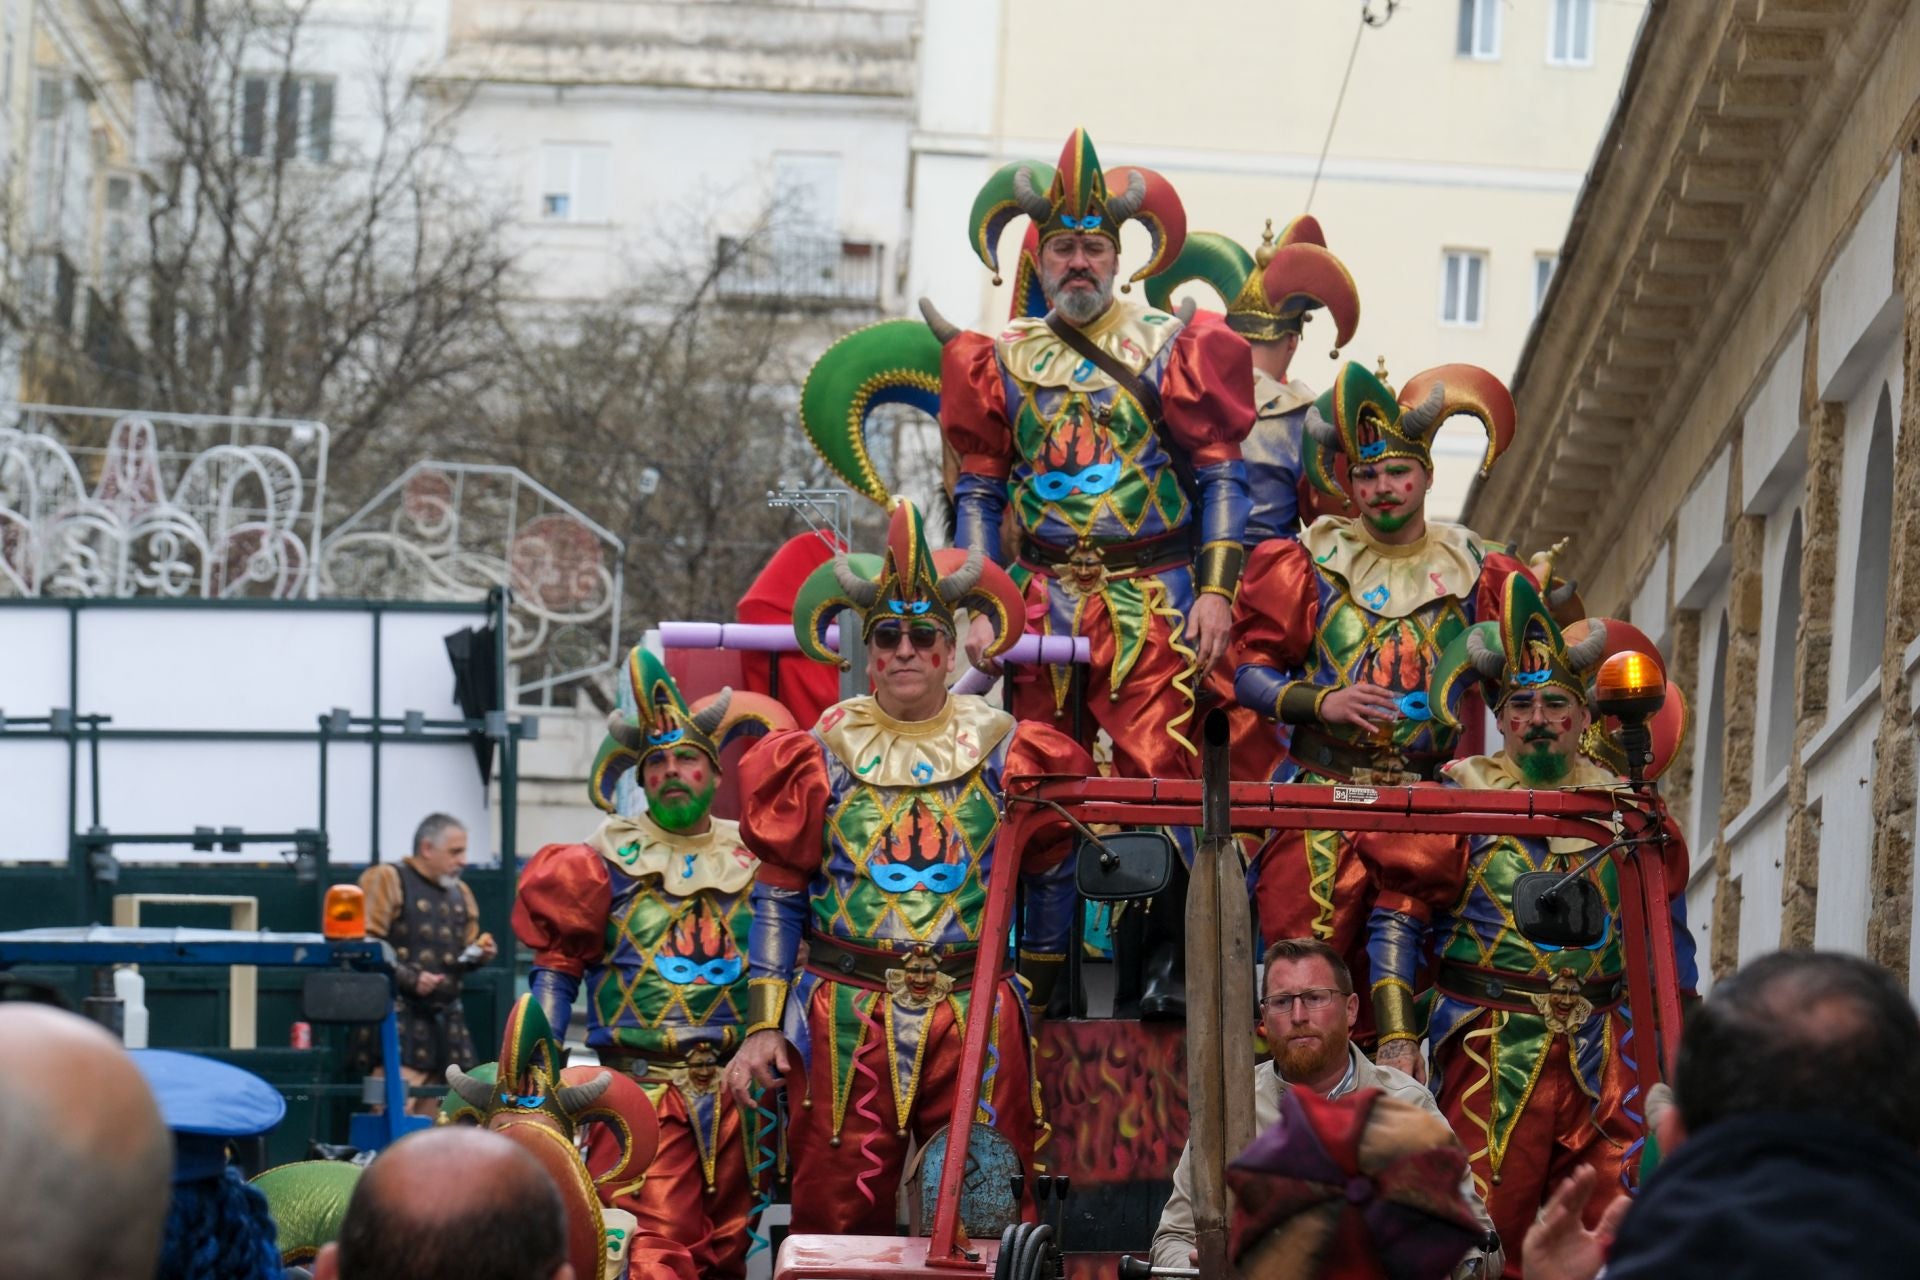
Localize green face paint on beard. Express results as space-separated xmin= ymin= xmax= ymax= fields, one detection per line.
xmin=645 ymin=774 xmax=718 ymax=832
xmin=1516 ymin=745 xmax=1572 ymax=785
xmin=1365 ymin=507 xmax=1416 ymax=534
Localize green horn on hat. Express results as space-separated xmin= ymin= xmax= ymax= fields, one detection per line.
xmin=1144 ymin=231 xmax=1256 ymax=312
xmin=799 ymin=318 xmax=944 ymax=506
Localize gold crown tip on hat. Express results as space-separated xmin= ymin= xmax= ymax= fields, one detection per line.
xmin=1254 ymin=218 xmax=1277 ymax=267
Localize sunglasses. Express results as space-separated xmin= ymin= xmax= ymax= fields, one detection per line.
xmin=870 ymin=623 xmax=945 ymax=652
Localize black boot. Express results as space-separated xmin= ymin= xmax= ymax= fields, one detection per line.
xmin=1137 ymin=857 xmax=1189 ymax=1022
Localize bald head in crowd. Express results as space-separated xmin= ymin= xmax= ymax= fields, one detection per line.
xmin=0 ymin=1004 xmax=173 ymax=1280
xmin=315 ymin=1126 xmax=573 ymax=1280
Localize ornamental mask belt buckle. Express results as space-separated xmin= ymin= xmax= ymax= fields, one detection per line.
xmin=1528 ymin=967 xmax=1595 ymax=1035
xmin=1063 ymin=538 xmax=1108 ymax=597
xmin=886 ymin=946 xmax=954 ymax=1010
xmin=682 ymin=1042 xmax=723 ymax=1097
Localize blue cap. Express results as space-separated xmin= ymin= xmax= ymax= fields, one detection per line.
xmin=130 ymin=1049 xmax=288 ymax=1182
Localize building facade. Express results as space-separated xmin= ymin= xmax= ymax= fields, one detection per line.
xmin=1468 ymin=0 xmax=1920 ymax=990
xmin=907 ymin=0 xmax=1647 ymax=517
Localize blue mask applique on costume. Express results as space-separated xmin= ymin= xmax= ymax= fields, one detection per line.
xmin=1030 ymin=462 xmax=1122 ymax=500
xmin=653 ymin=955 xmax=745 ymax=986
xmin=868 ymin=858 xmax=971 ymax=895
xmin=1396 ymin=691 xmax=1432 ymax=721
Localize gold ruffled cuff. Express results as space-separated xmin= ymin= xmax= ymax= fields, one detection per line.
xmin=1277 ymin=683 xmax=1331 ymax=726
xmin=1195 ymin=540 xmax=1246 ymax=598
xmin=745 ymin=977 xmax=789 ymax=1038
xmin=1372 ymin=978 xmax=1420 ymax=1045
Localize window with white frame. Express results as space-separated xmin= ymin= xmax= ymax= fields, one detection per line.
xmin=1532 ymin=254 xmax=1557 ymax=315
xmin=538 ymin=142 xmax=611 ymax=223
xmin=239 ymin=75 xmax=333 ymax=163
xmin=1548 ymin=0 xmax=1595 ymax=65
xmin=1456 ymin=0 xmax=1501 ymax=59
xmin=1440 ymin=250 xmax=1487 ymax=326
xmin=1848 ymin=387 xmax=1894 ymax=694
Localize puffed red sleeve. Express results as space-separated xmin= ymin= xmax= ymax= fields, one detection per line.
xmin=938 ymin=331 xmax=1014 ymax=479
xmin=1001 ymin=720 xmax=1098 ymax=874
xmin=1352 ymin=821 xmax=1470 ymax=925
xmin=512 ymin=843 xmax=613 ymax=980
xmin=738 ymin=729 xmax=834 ymax=891
xmin=1161 ymin=320 xmax=1255 ymax=466
xmin=1231 ymin=538 xmax=1327 ymax=724
xmin=1472 ymin=550 xmax=1540 ymax=621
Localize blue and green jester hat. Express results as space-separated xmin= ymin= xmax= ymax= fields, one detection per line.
xmin=791 ymin=498 xmax=1026 ymax=671
xmin=589 ymin=646 xmax=793 ymax=814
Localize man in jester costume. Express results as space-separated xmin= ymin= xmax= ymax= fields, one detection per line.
xmin=1357 ymin=577 xmax=1697 ymax=1276
xmin=1148 ymin=215 xmax=1362 ymax=800
xmin=726 ymin=500 xmax=1093 ymax=1235
xmin=1229 ymin=359 xmax=1534 ymax=1034
xmin=513 ymin=649 xmax=794 ymax=1279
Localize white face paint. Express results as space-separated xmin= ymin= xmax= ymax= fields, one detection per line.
xmin=602 ymin=1207 xmax=638 ymax=1279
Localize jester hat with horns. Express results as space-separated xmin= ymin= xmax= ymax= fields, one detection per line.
xmin=792 ymin=499 xmax=1024 ymax=670
xmin=589 ymin=647 xmax=794 ymax=813
xmin=968 ymin=127 xmax=1187 ymax=286
xmin=1302 ymin=360 xmax=1516 ymax=501
xmin=1146 ymin=215 xmax=1361 ymax=350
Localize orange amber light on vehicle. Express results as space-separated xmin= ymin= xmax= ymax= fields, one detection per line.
xmin=1595 ymin=650 xmax=1663 ymax=702
xmin=323 ymin=885 xmax=366 ymax=940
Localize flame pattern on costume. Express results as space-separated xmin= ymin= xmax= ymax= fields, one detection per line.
xmin=1359 ymin=760 xmax=1699 ymax=1270
xmin=740 ymin=697 xmax=1091 ymax=1236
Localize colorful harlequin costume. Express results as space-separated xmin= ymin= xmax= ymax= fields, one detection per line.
xmin=1229 ymin=359 xmax=1533 ymax=1022
xmin=1358 ymin=579 xmax=1698 ymax=1274
xmin=1148 ymin=217 xmax=1363 ymax=800
xmin=513 ymin=649 xmax=793 ymax=1279
xmin=1145 ymin=216 xmax=1360 ymax=547
xmin=738 ymin=501 xmax=1094 ymax=1235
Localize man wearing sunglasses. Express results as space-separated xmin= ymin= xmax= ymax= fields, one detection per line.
xmin=1150 ymin=937 xmax=1500 ymax=1277
xmin=1357 ymin=577 xmax=1696 ymax=1276
xmin=730 ymin=500 xmax=1095 ymax=1235
xmin=513 ymin=647 xmax=794 ymax=1279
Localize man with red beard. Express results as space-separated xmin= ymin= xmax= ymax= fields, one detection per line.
xmin=1150 ymin=938 xmax=1500 ymax=1276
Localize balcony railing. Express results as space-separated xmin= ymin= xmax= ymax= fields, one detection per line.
xmin=714 ymin=234 xmax=883 ymax=306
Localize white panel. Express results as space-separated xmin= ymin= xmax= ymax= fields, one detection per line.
xmin=79 ymin=609 xmax=374 ymax=730
xmin=1684 ymin=871 xmax=1716 ymax=996
xmin=374 ymin=741 xmax=494 ymax=867
xmin=1729 ymin=803 xmax=1788 ymax=966
xmin=1805 ymin=712 xmax=1878 ymax=955
xmin=1818 ymin=159 xmax=1901 ymax=399
xmin=323 ymin=741 xmax=375 ymax=866
xmin=1741 ymin=320 xmax=1808 ymax=514
xmin=96 ymin=740 xmax=326 ymax=860
xmin=0 ymin=606 xmax=72 ymax=716
xmin=1628 ymin=543 xmax=1670 ymax=647
xmin=0 ymin=739 xmax=74 ymax=862
xmin=377 ymin=609 xmax=486 ymax=720
xmin=1674 ymin=446 xmax=1731 ymax=608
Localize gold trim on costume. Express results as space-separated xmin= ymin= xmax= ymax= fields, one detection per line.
xmin=1372 ymin=977 xmax=1420 ymax=1044
xmin=1194 ymin=540 xmax=1245 ymax=598
xmin=745 ymin=978 xmax=788 ymax=1038
xmin=816 ymin=694 xmax=1015 ymax=787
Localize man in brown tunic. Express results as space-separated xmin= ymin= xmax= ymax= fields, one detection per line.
xmin=353 ymin=813 xmax=496 ymax=1114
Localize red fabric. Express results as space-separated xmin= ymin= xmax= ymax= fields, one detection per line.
xmin=1228 ymin=538 xmax=1324 ymax=680
xmin=1007 ymin=580 xmax=1200 ymax=781
xmin=783 ymin=975 xmax=1039 ymax=1236
xmin=736 ymin=731 xmax=834 ymax=891
xmin=511 ymin=843 xmax=613 ymax=979
xmin=939 ymin=331 xmax=1014 ymax=475
xmin=595 ymin=1085 xmax=755 ymax=1280
xmin=1251 ymin=827 xmax=1378 ymax=1044
xmin=1350 ymin=822 xmax=1467 ymax=928
xmin=1435 ymin=1016 xmax=1637 ymax=1279
xmin=1160 ymin=321 xmax=1256 ymax=454
xmin=736 ymin=532 xmax=845 ymax=731
xmin=1204 ymin=657 xmax=1287 ymax=789
xmin=1001 ymin=720 xmax=1097 ymax=870
xmin=1473 ymin=550 xmax=1532 ymax=624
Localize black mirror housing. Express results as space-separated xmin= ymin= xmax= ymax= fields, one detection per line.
xmin=1512 ymin=871 xmax=1610 ymax=949
xmin=1075 ymin=831 xmax=1175 ymax=902
xmin=302 ymin=970 xmax=393 ymax=1024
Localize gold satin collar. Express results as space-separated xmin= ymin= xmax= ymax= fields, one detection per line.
xmin=1254 ymin=369 xmax=1314 ymax=419
xmin=814 ymin=694 xmax=1015 ymax=787
xmin=588 ymin=813 xmax=758 ymax=893
xmin=995 ymin=301 xmax=1179 ymax=391
xmin=1446 ymin=753 xmax=1621 ymax=856
xmin=1301 ymin=517 xmax=1485 ymax=619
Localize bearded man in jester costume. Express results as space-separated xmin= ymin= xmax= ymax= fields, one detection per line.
xmin=726 ymin=500 xmax=1093 ymax=1236
xmin=513 ymin=649 xmax=794 ymax=1280
xmin=1229 ymin=359 xmax=1534 ymax=1037
xmin=1356 ymin=578 xmax=1697 ymax=1277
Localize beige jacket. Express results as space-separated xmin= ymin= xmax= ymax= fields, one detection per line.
xmin=1149 ymin=1044 xmax=1502 ymax=1276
